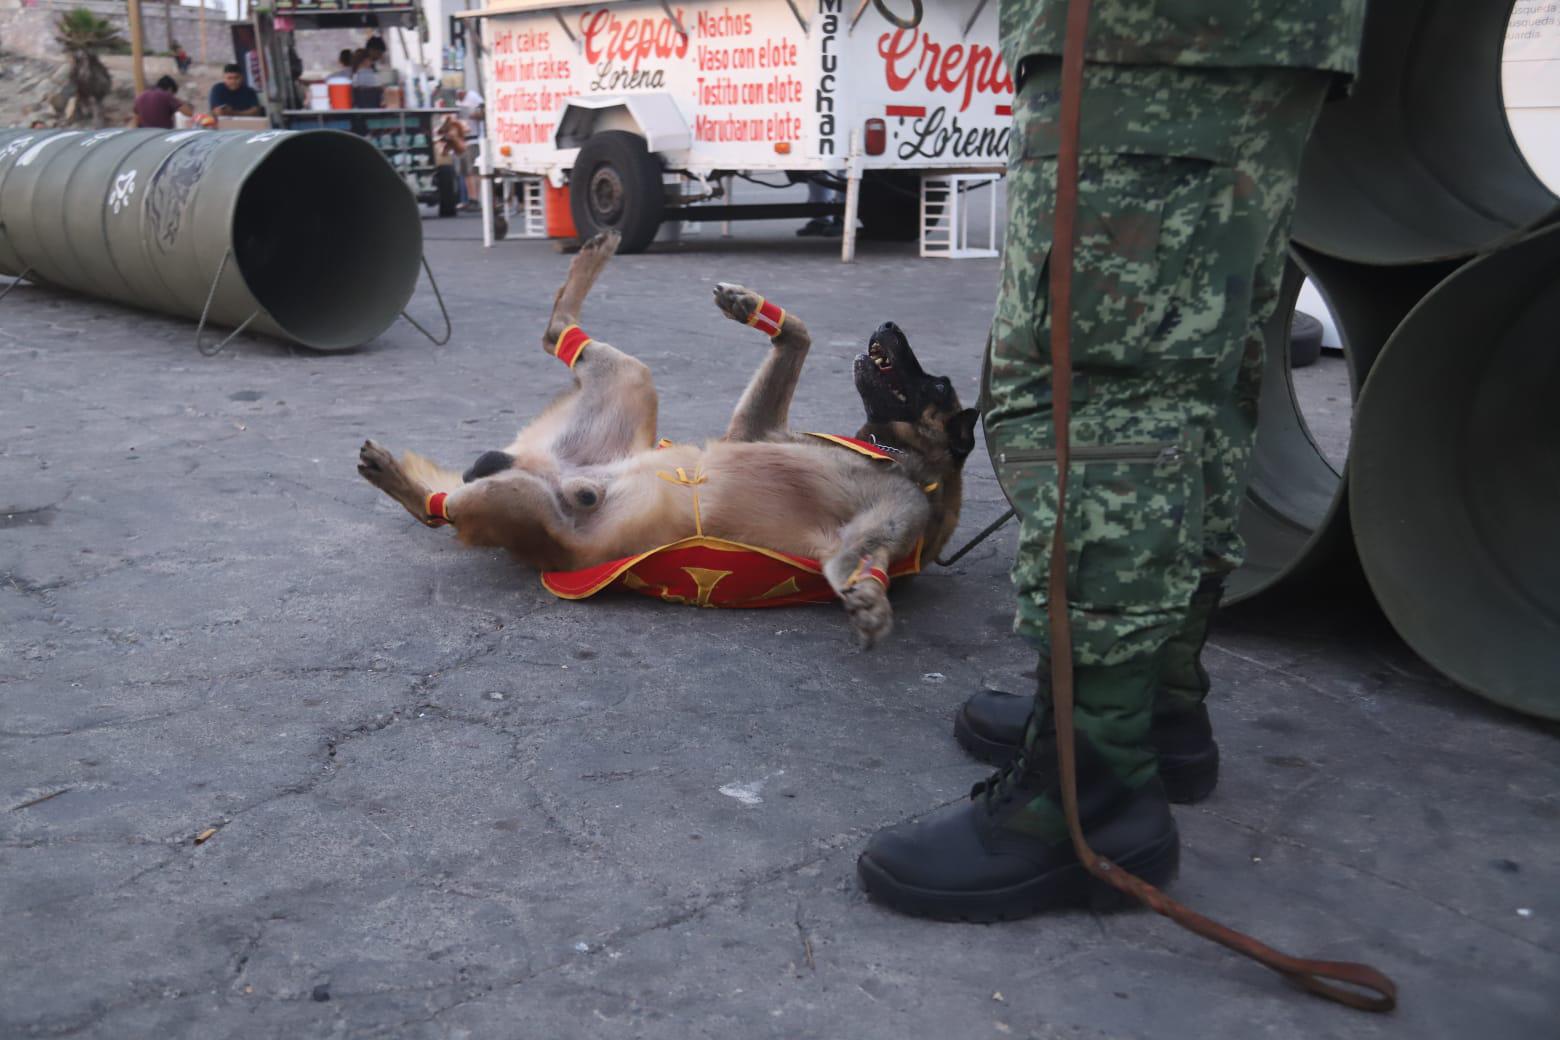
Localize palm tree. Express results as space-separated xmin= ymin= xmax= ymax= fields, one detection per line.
xmin=55 ymin=8 xmax=123 ymax=128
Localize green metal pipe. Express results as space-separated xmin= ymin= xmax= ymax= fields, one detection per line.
xmin=1350 ymin=219 xmax=1560 ymax=721
xmin=1228 ymin=248 xmax=1457 ymax=601
xmin=1292 ymin=0 xmax=1557 ymax=266
xmin=0 ymin=128 xmax=422 ymax=351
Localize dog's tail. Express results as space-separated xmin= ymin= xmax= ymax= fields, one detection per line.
xmin=401 ymin=451 xmax=462 ymax=497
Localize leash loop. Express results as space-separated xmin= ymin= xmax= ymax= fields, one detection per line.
xmin=1042 ymin=0 xmax=1396 ymax=1013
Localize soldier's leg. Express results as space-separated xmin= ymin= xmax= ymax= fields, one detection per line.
xmin=861 ymin=64 xmax=1330 ymax=920
xmin=1150 ymin=207 xmax=1288 ymax=724
xmin=958 ymin=67 xmax=1333 ymax=801
xmin=986 ymin=121 xmax=1252 ymax=792
xmin=1157 ymin=70 xmax=1333 ymax=720
xmin=859 ymin=143 xmax=1197 ymax=918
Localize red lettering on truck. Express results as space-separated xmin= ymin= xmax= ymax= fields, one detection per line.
xmin=581 ymin=8 xmax=690 ymax=71
xmin=877 ymin=28 xmax=1012 ymax=113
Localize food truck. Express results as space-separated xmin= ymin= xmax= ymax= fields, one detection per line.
xmin=458 ymin=0 xmax=1014 ymax=254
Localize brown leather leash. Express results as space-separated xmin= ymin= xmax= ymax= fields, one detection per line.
xmin=1044 ymin=0 xmax=1397 ymax=1013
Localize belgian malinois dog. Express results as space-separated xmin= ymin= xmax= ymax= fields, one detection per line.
xmin=357 ymin=231 xmax=977 ymax=646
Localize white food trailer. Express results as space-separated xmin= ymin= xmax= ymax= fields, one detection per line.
xmin=457 ymin=0 xmax=1014 ymax=257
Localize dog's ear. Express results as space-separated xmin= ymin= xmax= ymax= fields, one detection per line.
xmin=948 ymin=408 xmax=980 ymax=459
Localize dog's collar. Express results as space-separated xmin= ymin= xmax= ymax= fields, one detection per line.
xmin=865 ymin=434 xmax=908 ymax=459
xmin=805 ymin=433 xmax=939 ymax=495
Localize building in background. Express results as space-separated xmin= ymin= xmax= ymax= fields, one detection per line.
xmin=1503 ymin=1 xmax=1560 ymax=193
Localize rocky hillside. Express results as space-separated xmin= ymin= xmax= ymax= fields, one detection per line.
xmin=0 ymin=50 xmax=71 ymax=127
xmin=1 ymin=50 xmax=230 ymax=128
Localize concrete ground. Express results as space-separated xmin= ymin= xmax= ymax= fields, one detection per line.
xmin=2 ymin=213 xmax=1556 ymax=1039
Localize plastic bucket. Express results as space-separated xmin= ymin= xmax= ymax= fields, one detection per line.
xmin=328 ymin=82 xmax=352 ymax=110
xmin=545 ymin=182 xmax=577 ymax=239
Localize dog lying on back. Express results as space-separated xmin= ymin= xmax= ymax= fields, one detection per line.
xmin=357 ymin=231 xmax=977 ymax=646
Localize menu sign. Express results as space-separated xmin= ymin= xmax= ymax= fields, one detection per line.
xmin=480 ymin=0 xmax=1011 ymax=170
xmin=488 ymin=2 xmax=809 ymax=164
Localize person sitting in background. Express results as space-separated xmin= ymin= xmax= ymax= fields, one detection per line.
xmin=173 ymin=42 xmax=192 ymax=75
xmin=209 ymin=64 xmax=263 ymax=117
xmin=335 ymin=49 xmax=353 ymax=77
xmin=130 ymin=76 xmax=193 ymax=129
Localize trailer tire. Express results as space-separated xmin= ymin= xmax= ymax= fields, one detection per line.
xmin=857 ymin=172 xmax=924 ymax=242
xmin=570 ymin=131 xmax=664 ymax=253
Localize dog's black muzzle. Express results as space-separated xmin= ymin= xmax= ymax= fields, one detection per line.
xmin=463 ymin=450 xmax=514 ymax=483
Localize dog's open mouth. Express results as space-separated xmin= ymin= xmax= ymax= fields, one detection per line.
xmin=855 ymin=322 xmax=924 ymax=423
xmin=866 ymin=340 xmax=907 ymax=400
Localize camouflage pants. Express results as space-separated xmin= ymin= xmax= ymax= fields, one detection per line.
xmin=984 ymin=61 xmax=1331 ymax=671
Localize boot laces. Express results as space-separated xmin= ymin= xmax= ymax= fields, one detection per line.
xmin=974 ymin=747 xmax=1033 ymax=812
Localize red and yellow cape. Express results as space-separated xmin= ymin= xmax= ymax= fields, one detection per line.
xmin=540 ymin=434 xmax=924 ymax=608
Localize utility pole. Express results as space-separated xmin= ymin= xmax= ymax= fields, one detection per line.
xmin=199 ymin=1 xmax=207 ymax=65
xmin=127 ymin=0 xmax=147 ymax=96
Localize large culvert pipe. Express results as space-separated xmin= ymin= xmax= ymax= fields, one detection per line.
xmin=0 ymin=128 xmax=422 ymax=351
xmin=1228 ymin=248 xmax=1457 ymax=601
xmin=1350 ymin=219 xmax=1560 ymax=721
xmin=1292 ymin=0 xmax=1558 ymax=265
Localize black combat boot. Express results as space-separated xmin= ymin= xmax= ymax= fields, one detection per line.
xmin=957 ymin=693 xmax=1219 ymax=804
xmin=955 ymin=576 xmax=1226 ymax=804
xmin=859 ymin=662 xmax=1178 ymax=922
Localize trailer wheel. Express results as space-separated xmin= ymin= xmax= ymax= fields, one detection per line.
xmin=569 ymin=131 xmax=664 ymax=253
xmin=858 ymin=172 xmax=924 ymax=242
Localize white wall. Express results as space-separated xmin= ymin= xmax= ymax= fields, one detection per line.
xmin=1504 ymin=0 xmax=1560 ymax=194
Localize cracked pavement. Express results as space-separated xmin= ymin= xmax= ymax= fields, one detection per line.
xmin=2 ymin=217 xmax=1556 ymax=1039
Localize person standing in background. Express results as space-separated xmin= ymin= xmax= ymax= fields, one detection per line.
xmin=365 ymin=35 xmax=398 ymax=86
xmin=350 ymin=49 xmax=381 ymax=89
xmin=459 ymin=88 xmax=485 ymax=212
xmin=433 ymin=112 xmax=469 ymax=218
xmin=796 ymin=176 xmax=843 ymax=237
xmin=130 ymin=76 xmax=192 ymax=129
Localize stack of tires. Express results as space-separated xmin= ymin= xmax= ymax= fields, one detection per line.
xmin=1231 ymin=0 xmax=1560 ymax=722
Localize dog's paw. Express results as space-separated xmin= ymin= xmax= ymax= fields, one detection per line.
xmin=357 ymin=439 xmax=399 ymax=489
xmin=841 ymin=579 xmax=893 ymax=650
xmin=712 ymin=282 xmax=762 ymax=326
xmin=578 ymin=229 xmax=621 ymax=261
